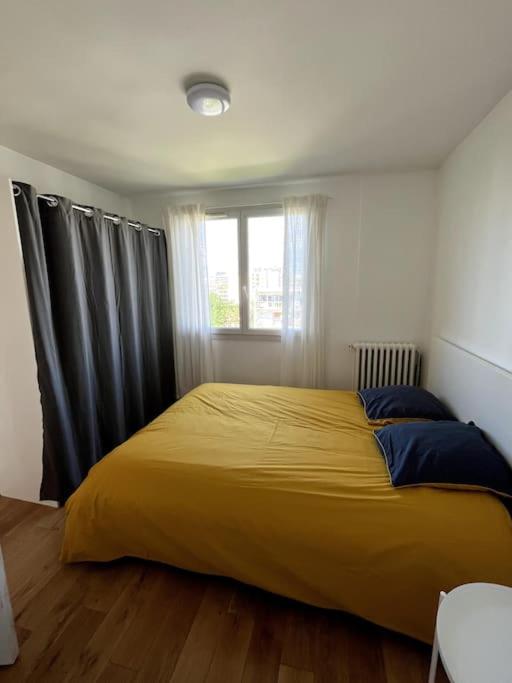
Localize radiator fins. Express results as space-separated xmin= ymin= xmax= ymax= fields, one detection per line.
xmin=351 ymin=342 xmax=421 ymax=391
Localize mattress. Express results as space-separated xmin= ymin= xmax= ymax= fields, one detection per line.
xmin=62 ymin=383 xmax=512 ymax=642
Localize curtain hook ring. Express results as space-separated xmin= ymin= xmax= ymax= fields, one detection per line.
xmin=11 ymin=183 xmax=21 ymax=197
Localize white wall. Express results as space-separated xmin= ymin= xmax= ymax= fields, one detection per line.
xmin=427 ymin=91 xmax=512 ymax=464
xmin=0 ymin=145 xmax=130 ymax=503
xmin=0 ymin=145 xmax=131 ymax=216
xmin=131 ymin=171 xmax=438 ymax=389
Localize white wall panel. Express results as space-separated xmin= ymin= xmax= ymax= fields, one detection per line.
xmin=428 ymin=91 xmax=512 ymax=462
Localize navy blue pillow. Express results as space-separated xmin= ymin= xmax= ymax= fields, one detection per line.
xmin=358 ymin=385 xmax=453 ymax=423
xmin=374 ymin=420 xmax=512 ymax=498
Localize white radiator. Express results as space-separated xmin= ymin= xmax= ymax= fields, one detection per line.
xmin=350 ymin=342 xmax=421 ymax=391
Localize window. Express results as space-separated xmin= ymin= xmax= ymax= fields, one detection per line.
xmin=205 ymin=217 xmax=240 ymax=329
xmin=247 ymin=214 xmax=284 ymax=330
xmin=205 ymin=206 xmax=284 ymax=335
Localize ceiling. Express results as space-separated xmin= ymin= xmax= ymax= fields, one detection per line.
xmin=1 ymin=0 xmax=512 ymax=195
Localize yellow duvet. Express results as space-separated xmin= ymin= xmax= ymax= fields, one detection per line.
xmin=62 ymin=383 xmax=512 ymax=642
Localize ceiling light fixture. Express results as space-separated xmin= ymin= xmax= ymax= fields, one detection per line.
xmin=186 ymin=82 xmax=230 ymax=117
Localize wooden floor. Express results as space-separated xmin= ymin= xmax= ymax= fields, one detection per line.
xmin=0 ymin=496 xmax=448 ymax=682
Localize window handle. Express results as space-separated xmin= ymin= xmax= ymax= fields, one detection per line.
xmin=242 ymin=285 xmax=248 ymax=301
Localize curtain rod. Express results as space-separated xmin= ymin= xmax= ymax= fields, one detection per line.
xmin=203 ymin=195 xmax=331 ymax=214
xmin=11 ymin=183 xmax=160 ymax=236
xmin=205 ymin=201 xmax=282 ymax=214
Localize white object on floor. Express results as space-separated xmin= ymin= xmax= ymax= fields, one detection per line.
xmin=0 ymin=546 xmax=18 ymax=665
xmin=428 ymin=582 xmax=512 ymax=683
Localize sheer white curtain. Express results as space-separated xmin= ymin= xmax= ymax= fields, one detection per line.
xmin=167 ymin=204 xmax=214 ymax=396
xmin=280 ymin=194 xmax=328 ymax=388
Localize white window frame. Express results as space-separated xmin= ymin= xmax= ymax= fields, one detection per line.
xmin=206 ymin=204 xmax=283 ymax=340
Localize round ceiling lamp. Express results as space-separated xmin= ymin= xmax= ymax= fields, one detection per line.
xmin=186 ymin=82 xmax=230 ymax=117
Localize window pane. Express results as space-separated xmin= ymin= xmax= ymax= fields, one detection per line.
xmin=206 ymin=218 xmax=240 ymax=328
xmin=248 ymin=215 xmax=284 ymax=329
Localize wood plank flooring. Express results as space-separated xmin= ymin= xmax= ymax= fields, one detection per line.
xmin=0 ymin=496 xmax=449 ymax=682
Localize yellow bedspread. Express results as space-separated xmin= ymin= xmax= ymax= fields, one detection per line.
xmin=62 ymin=383 xmax=512 ymax=642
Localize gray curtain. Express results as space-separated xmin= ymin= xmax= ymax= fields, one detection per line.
xmin=14 ymin=182 xmax=176 ymax=504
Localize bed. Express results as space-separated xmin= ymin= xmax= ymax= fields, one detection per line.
xmin=61 ymin=383 xmax=512 ymax=643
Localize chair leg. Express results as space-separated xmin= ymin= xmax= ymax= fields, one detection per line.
xmin=428 ymin=631 xmax=440 ymax=683
xmin=0 ymin=547 xmax=18 ymax=666
xmin=428 ymin=591 xmax=446 ymax=683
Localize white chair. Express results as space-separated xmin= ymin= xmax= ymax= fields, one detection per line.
xmin=0 ymin=546 xmax=18 ymax=666
xmin=428 ymin=583 xmax=512 ymax=683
